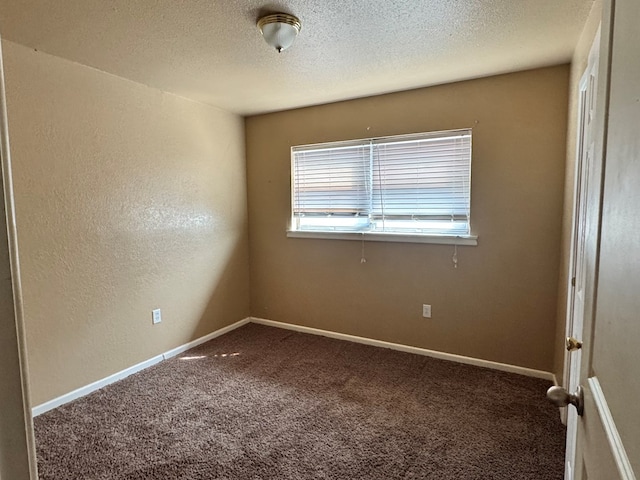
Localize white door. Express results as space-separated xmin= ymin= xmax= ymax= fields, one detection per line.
xmin=559 ymin=0 xmax=639 ymax=478
xmin=562 ymin=25 xmax=600 ymax=480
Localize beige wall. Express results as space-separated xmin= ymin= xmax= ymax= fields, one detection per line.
xmin=246 ymin=66 xmax=569 ymax=372
xmin=3 ymin=41 xmax=250 ymax=405
xmin=1 ymin=36 xmax=572 ymax=407
xmin=554 ymin=0 xmax=602 ymax=384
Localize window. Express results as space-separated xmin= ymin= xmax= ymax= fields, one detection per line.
xmin=289 ymin=129 xmax=475 ymax=244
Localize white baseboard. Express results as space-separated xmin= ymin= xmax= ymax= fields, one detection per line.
xmin=33 ymin=315 xmax=555 ymax=417
xmin=250 ymin=317 xmax=555 ymax=381
xmin=32 ymin=317 xmax=251 ymax=417
xmin=162 ymin=318 xmax=250 ymax=360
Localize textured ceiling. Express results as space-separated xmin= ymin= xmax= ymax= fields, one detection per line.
xmin=0 ymin=0 xmax=593 ymax=115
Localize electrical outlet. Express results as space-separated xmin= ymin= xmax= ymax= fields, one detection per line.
xmin=422 ymin=304 xmax=432 ymax=318
xmin=152 ymin=308 xmax=162 ymax=325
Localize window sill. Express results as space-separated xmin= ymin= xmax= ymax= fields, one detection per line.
xmin=286 ymin=230 xmax=478 ymax=246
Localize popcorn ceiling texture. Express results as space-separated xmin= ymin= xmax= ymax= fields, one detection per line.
xmin=0 ymin=0 xmax=593 ymax=114
xmin=34 ymin=323 xmax=565 ymax=479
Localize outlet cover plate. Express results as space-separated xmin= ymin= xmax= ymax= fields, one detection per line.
xmin=152 ymin=308 xmax=162 ymax=324
xmin=422 ymin=304 xmax=432 ymax=318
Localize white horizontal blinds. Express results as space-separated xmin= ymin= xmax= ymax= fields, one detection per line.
xmin=371 ymin=130 xmax=471 ymax=235
xmin=292 ymin=141 xmax=371 ymax=231
xmin=290 ymin=129 xmax=472 ymax=236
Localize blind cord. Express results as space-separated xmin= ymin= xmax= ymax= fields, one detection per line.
xmin=452 ymin=244 xmax=458 ymax=269
xmin=360 ymin=234 xmax=367 ymax=263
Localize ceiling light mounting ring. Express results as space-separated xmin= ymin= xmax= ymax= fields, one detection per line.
xmin=257 ymin=13 xmax=302 ymax=53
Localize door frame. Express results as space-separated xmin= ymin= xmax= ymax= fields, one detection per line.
xmin=562 ymin=26 xmax=601 ymax=479
xmin=0 ymin=37 xmax=39 ymax=480
xmin=562 ymin=25 xmax=601 ymax=402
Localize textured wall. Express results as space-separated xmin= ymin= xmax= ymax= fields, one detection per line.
xmin=246 ymin=66 xmax=569 ymax=372
xmin=554 ymin=0 xmax=602 ymax=385
xmin=3 ymin=41 xmax=250 ymax=405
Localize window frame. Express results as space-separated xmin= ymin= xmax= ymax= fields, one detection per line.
xmin=288 ymin=129 xmax=478 ymax=246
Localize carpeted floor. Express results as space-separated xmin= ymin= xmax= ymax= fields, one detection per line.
xmin=34 ymin=323 xmax=566 ymax=479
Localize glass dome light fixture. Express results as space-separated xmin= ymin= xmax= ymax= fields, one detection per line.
xmin=257 ymin=13 xmax=302 ymax=53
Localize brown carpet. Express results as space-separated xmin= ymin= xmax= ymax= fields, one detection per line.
xmin=34 ymin=323 xmax=565 ymax=479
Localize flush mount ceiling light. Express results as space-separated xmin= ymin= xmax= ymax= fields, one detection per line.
xmin=257 ymin=13 xmax=302 ymax=53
